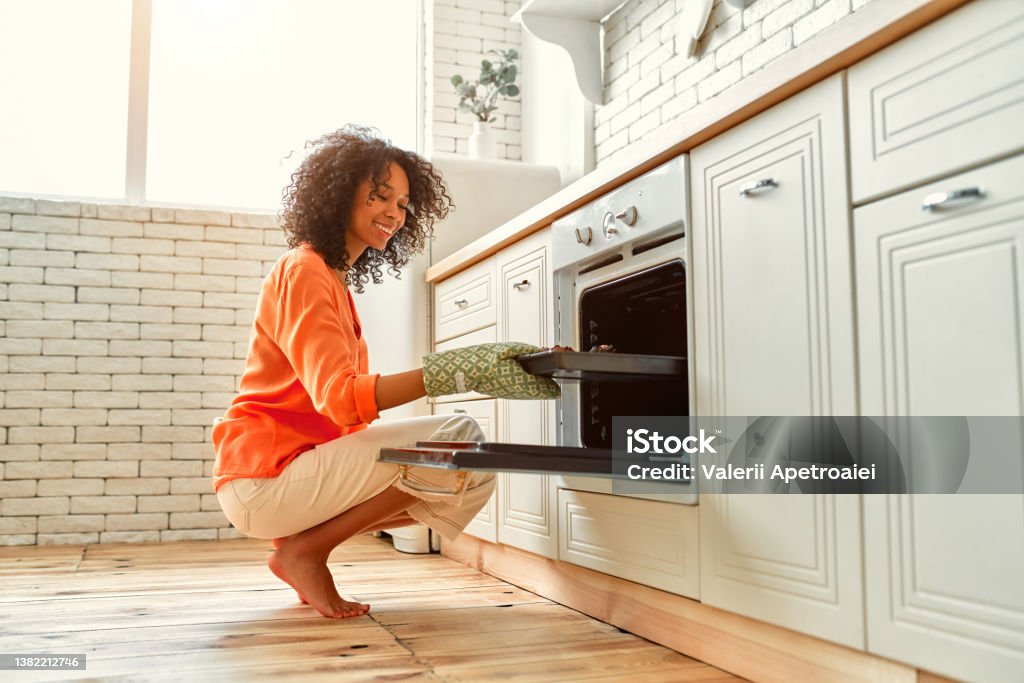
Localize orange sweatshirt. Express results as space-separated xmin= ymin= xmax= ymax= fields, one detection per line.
xmin=211 ymin=246 xmax=379 ymax=492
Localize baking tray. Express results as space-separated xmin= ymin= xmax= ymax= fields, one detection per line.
xmin=515 ymin=350 xmax=686 ymax=381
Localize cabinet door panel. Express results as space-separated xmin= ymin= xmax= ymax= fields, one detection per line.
xmin=693 ymin=78 xmax=856 ymax=418
xmin=856 ymin=153 xmax=1024 ymax=683
xmin=558 ymin=489 xmax=700 ymax=598
xmin=434 ymin=399 xmax=498 ymax=543
xmin=496 ymin=230 xmax=558 ymax=558
xmin=855 ymin=154 xmax=1024 ymax=417
xmin=715 ymin=151 xmax=820 ymax=414
xmin=864 ymin=495 xmax=1024 ymax=683
xmin=691 ymin=73 xmax=864 ymax=649
xmin=848 ymin=0 xmax=1024 ymax=204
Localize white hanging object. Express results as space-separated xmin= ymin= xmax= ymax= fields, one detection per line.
xmin=468 ymin=120 xmax=497 ymax=159
xmin=678 ymin=0 xmax=715 ymax=58
xmin=512 ymin=0 xmax=624 ymax=104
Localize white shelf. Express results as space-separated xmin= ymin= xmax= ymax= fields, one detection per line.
xmin=512 ymin=0 xmax=628 ymax=104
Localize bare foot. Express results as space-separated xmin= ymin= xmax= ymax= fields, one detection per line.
xmin=270 ymin=540 xmax=305 ymax=602
xmin=268 ymin=541 xmax=369 ymax=619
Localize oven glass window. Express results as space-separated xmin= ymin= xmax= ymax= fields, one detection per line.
xmin=578 ymin=260 xmax=688 ymax=448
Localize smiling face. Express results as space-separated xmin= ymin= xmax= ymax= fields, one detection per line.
xmin=344 ymin=161 xmax=410 ymax=265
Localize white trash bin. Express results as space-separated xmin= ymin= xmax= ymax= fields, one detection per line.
xmin=385 ymin=524 xmax=432 ymax=554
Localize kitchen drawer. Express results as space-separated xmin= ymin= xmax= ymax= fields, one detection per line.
xmin=557 ymin=489 xmax=699 ymax=599
xmin=848 ymin=0 xmax=1024 ymax=204
xmin=431 ymin=325 xmax=497 ymax=403
xmin=432 ymin=398 xmax=497 ymax=437
xmin=433 ymin=256 xmax=497 ymax=342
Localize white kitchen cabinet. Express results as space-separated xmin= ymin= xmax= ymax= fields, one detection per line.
xmin=430 ymin=311 xmax=500 ymax=544
xmin=433 ymin=255 xmax=497 ymax=343
xmin=558 ymin=489 xmax=700 ymax=598
xmin=495 ymin=228 xmax=559 ymax=559
xmin=433 ymin=399 xmax=499 ymax=543
xmin=690 ymin=73 xmax=864 ymax=649
xmin=855 ymin=154 xmax=1024 ymax=417
xmin=422 ymin=3 xmax=1024 ymax=677
xmin=855 ymin=153 xmax=1024 ymax=683
xmin=429 ymin=229 xmax=557 ymax=555
xmin=847 ymin=0 xmax=1024 ymax=205
xmin=428 ymin=360 xmax=499 ymax=540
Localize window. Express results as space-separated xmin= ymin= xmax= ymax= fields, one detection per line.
xmin=0 ymin=0 xmax=421 ymax=210
xmin=0 ymin=0 xmax=132 ymax=199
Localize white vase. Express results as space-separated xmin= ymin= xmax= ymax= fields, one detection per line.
xmin=468 ymin=120 xmax=497 ymax=159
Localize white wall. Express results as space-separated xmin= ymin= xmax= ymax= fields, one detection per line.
xmin=427 ymin=0 xmax=524 ymax=160
xmin=521 ymin=28 xmax=595 ymax=185
xmin=594 ymin=0 xmax=878 ymax=166
xmin=0 ymin=197 xmax=280 ymax=545
xmin=355 ymin=252 xmax=432 ymax=422
xmin=510 ymin=0 xmax=880 ymax=171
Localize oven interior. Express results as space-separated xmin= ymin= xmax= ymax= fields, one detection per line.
xmin=579 ymin=259 xmax=688 ymax=448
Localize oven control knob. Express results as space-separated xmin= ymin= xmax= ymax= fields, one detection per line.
xmin=574 ymin=226 xmax=593 ymax=245
xmin=615 ymin=206 xmax=638 ymax=226
xmin=602 ymin=211 xmax=618 ymax=240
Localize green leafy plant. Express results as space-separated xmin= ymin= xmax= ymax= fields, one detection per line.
xmin=450 ymin=48 xmax=520 ymax=123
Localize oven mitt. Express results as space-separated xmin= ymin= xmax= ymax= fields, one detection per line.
xmin=423 ymin=342 xmax=560 ymax=400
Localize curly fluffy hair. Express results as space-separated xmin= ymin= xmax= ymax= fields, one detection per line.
xmin=280 ymin=125 xmax=452 ymax=292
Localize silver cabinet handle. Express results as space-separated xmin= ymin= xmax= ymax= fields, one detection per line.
xmin=739 ymin=178 xmax=778 ymax=196
xmin=615 ymin=206 xmax=638 ymax=226
xmin=453 ymin=408 xmax=467 ymax=414
xmin=922 ymin=187 xmax=985 ymax=212
xmin=454 ymin=298 xmax=468 ymax=307
xmin=512 ymin=279 xmax=530 ymax=290
xmin=574 ymin=226 xmax=592 ymax=245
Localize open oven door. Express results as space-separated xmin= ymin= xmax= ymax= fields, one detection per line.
xmin=378 ymin=349 xmax=688 ymax=479
xmin=376 ymin=437 xmax=697 ymax=505
xmin=383 ymin=252 xmax=690 ymax=481
xmin=379 ymin=440 xmax=618 ymax=477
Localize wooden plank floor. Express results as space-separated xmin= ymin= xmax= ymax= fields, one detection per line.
xmin=0 ymin=535 xmax=743 ymax=682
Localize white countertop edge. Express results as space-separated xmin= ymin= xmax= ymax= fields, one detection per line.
xmin=426 ymin=0 xmax=968 ymax=283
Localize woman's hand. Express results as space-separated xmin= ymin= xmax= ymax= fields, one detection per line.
xmin=422 ymin=342 xmax=560 ymax=400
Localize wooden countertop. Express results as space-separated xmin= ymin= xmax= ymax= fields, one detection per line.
xmin=426 ymin=0 xmax=969 ymax=284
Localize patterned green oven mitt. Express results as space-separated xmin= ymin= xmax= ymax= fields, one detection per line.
xmin=423 ymin=342 xmax=560 ymax=400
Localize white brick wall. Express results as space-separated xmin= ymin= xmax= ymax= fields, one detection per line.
xmin=427 ymin=0 xmax=523 ymax=159
xmin=0 ymin=196 xmax=271 ymax=545
xmin=595 ymin=0 xmax=873 ymax=165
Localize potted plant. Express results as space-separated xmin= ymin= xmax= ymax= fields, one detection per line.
xmin=450 ymin=48 xmax=520 ymax=159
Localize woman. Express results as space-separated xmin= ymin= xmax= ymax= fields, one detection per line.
xmin=212 ymin=126 xmax=557 ymax=620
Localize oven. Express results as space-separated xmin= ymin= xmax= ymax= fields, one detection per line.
xmin=549 ymin=156 xmax=695 ymax=504
xmin=380 ymin=157 xmax=694 ymax=503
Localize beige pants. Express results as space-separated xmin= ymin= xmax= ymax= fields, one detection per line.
xmin=216 ymin=414 xmax=495 ymax=542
